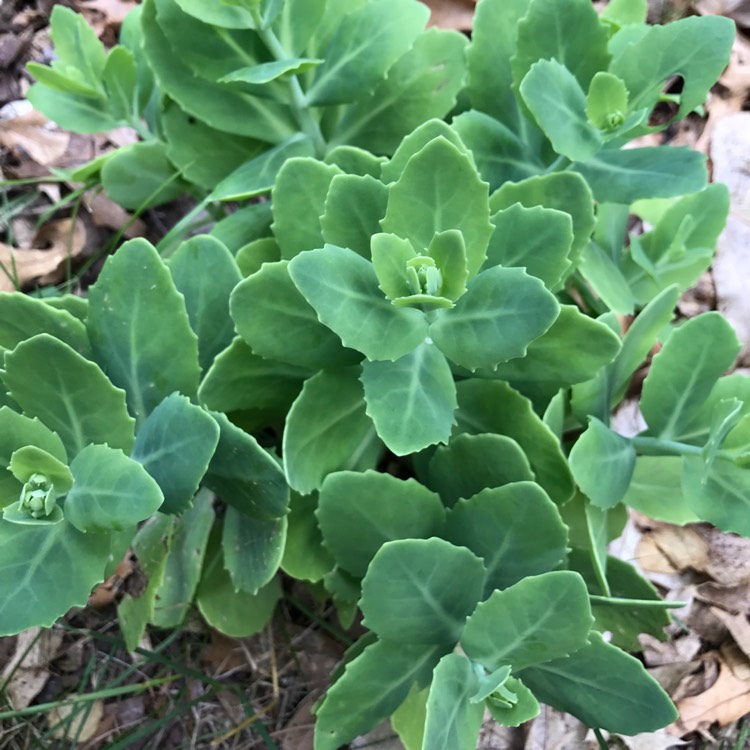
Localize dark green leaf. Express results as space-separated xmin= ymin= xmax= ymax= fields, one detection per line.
xmin=317 ymin=470 xmax=445 ymax=578
xmin=281 ymin=491 xmax=334 ymax=582
xmin=445 ymin=482 xmax=568 ymax=595
xmin=360 ymin=538 xmax=486 ymax=645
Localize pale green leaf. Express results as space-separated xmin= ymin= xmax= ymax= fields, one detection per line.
xmin=361 ymin=342 xmax=456 ymax=456
xmin=220 ymin=58 xmax=322 ymax=85
xmin=65 ymin=444 xmax=163 ymax=533
xmin=281 ymin=491 xmax=334 ymax=582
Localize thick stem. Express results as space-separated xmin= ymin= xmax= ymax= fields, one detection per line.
xmin=589 ymin=595 xmax=687 ymax=609
xmin=252 ymin=14 xmax=327 ymax=157
xmin=631 ymin=436 xmax=709 ymax=458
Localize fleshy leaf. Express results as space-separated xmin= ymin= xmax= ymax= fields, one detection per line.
xmin=87 ymin=238 xmax=200 ymax=424
xmin=519 ymin=633 xmax=677 ymax=734
xmin=428 ymin=434 xmax=534 ymax=508
xmin=168 ymin=235 xmax=241 ymax=372
xmin=317 ymin=470 xmax=445 ymax=578
xmin=131 ymin=394 xmax=219 ymax=515
xmin=283 ymin=368 xmax=380 ymax=495
xmin=371 ymin=232 xmax=417 ymax=301
xmin=3 ymin=334 xmax=135 ymax=458
xmin=231 ymin=260 xmax=361 ymax=369
xmin=445 ymin=482 xmax=568 ymax=595
xmin=422 ymin=653 xmax=484 ymax=750
xmin=569 ymin=417 xmax=636 ymax=509
xmin=520 ymin=59 xmax=602 ymax=161
xmin=281 ymin=491 xmax=334 ymax=583
xmin=461 ymin=572 xmax=593 ymax=670
xmin=65 ymin=444 xmax=163 ymax=533
xmin=641 ymin=313 xmax=740 ymax=440
xmin=289 ymin=245 xmax=428 ymax=361
xmin=430 ymin=266 xmax=559 ymax=372
xmin=222 ymin=505 xmax=286 ymax=594
xmin=381 ymin=137 xmax=492 ymax=278
xmin=360 ymin=538 xmax=486 ymax=645
xmin=360 ymin=342 xmax=456 ymax=456
xmin=314 ymin=639 xmax=443 ymax=750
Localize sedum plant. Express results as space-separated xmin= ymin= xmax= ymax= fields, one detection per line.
xmin=3 ymin=0 xmax=746 ymax=747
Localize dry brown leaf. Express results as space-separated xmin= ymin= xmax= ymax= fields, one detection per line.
xmin=88 ymin=554 xmax=134 ymax=609
xmin=641 ymin=633 xmax=702 ymax=667
xmin=1 ymin=627 xmax=64 ymax=710
xmin=0 ymin=109 xmax=69 ymax=166
xmin=695 ymin=581 xmax=750 ymax=614
xmin=279 ymin=692 xmax=316 ymax=750
xmin=617 ymin=730 xmax=686 ymax=749
xmin=85 ymin=192 xmax=146 ymax=237
xmin=674 ymin=645 xmax=750 ymax=734
xmin=423 ymin=0 xmax=476 ymax=29
xmin=0 ymin=217 xmax=86 ymax=291
xmin=48 ymin=697 xmax=105 ymax=742
xmin=711 ymin=608 xmax=750 ymax=660
xmin=695 ymin=0 xmax=750 ymax=26
xmin=79 ymin=0 xmax=140 ymax=27
xmin=524 ymin=706 xmax=594 ymax=750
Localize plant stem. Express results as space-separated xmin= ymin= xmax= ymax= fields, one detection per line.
xmin=631 ymin=436 xmax=710 ymax=458
xmin=252 ymin=14 xmax=327 ymax=157
xmin=593 ymin=728 xmax=609 ymax=750
xmin=589 ymin=595 xmax=687 ymax=609
xmin=544 ymin=154 xmax=571 ymax=173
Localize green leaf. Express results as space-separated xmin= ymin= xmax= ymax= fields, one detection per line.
xmin=10 ymin=446 xmax=72 ymax=493
xmin=87 ymin=238 xmax=200 ymax=424
xmin=574 ymin=147 xmax=707 ymax=203
xmin=587 ymin=72 xmax=629 ymax=131
xmin=274 ymin=0 xmax=327 ymax=55
xmin=118 ymin=513 xmax=172 ymax=651
xmin=371 ymin=233 xmax=416 ymax=300
xmin=314 ymin=639 xmax=443 ymax=750
xmin=641 ymin=313 xmax=740 ymax=440
xmin=489 ymin=172 xmax=595 ymax=266
xmin=283 ymin=368 xmax=380 ymax=495
xmin=487 ymin=676 xmax=540 ymax=727
xmin=610 ymin=15 xmax=734 ymax=120
xmin=428 ymin=434 xmax=534 ymax=508
xmin=455 ymin=380 xmax=575 ymax=505
xmin=451 ymin=110 xmax=542 ymax=191
xmin=288 ymin=245 xmax=428 ymax=361
xmin=222 ymin=505 xmax=286 ymax=594
xmin=361 ymin=342 xmax=456 ymax=456
xmin=445 ymin=482 xmax=568 ymax=594
xmin=381 ymin=137 xmax=492 ymax=278
xmin=381 ymin=119 xmax=469 ymax=184
xmin=3 ymin=334 xmax=135 ymax=458
xmin=151 ymin=489 xmax=214 ymax=628
xmin=162 ymin=100 xmax=265 ymax=190
xmin=520 ymin=59 xmax=602 ymax=161
xmin=101 ymin=141 xmax=186 ymax=210
xmin=569 ymin=417 xmax=636 ymax=509
xmin=0 ymin=408 xmax=66 ymax=507
xmin=205 ymin=412 xmax=288 ymax=519
xmin=65 ymin=444 xmax=163 ymax=533
xmin=220 ymin=58 xmax=322 ymax=85
xmin=0 ymin=292 xmax=90 ymax=355
xmin=317 ymin=470 xmax=445 ymax=578
xmin=48 ymin=5 xmax=106 ymax=87
xmin=330 ymin=28 xmax=467 ymax=155
xmin=519 ymin=633 xmax=677 ymax=734
xmin=512 ymin=0 xmax=610 ymax=92
xmin=601 ymin=0 xmax=647 ymax=26
xmin=319 ymin=174 xmax=389 ymax=258
xmin=490 ymin=306 xmax=622 ymax=387
xmin=622 ymin=456 xmax=699 ymax=525
xmin=209 ymin=134 xmax=315 ymax=201
xmin=0 ymin=520 xmax=113 ymax=634
xmin=281 ymin=491 xmax=334 ymax=582
xmin=172 ymin=0 xmax=255 ymax=27
xmin=271 ymin=158 xmax=342 ymax=259
xmin=131 ymin=394 xmax=219 ymax=515
xmin=324 ymin=145 xmax=386 ymax=177
xmin=197 ymin=337 xmax=306 ymax=419
xmin=486 ymin=205 xmax=572 ymax=289
xmin=360 ymin=538 xmax=486 ymax=645
xmin=305 ymin=0 xmax=428 ymax=105
xmin=462 ymin=572 xmax=593 ymax=670
xmin=196 ymin=533 xmax=281 ymax=638
xmin=430 ymin=266 xmax=559 ymax=372
xmin=25 ymin=85 xmax=117 ymax=133
xmin=422 ymin=654 xmax=484 ymax=750
xmin=578 ymin=240 xmax=635 ymax=314
xmin=683 ymin=456 xmax=750 ymax=536
xmin=142 ymin=0 xmax=296 ymax=141
xmin=231 ymin=260 xmax=360 ymax=369
xmin=392 ymin=685 xmax=428 ymax=750
xmin=101 ymin=46 xmax=138 ymax=122
xmin=168 ymin=235 xmax=241 ymax=372
xmin=236 ymin=238 xmax=281 ymax=277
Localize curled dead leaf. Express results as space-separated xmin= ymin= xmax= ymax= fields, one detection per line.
xmin=1 ymin=627 xmax=64 ymax=710
xmin=48 ymin=696 xmax=105 ymax=742
xmin=0 ymin=217 xmax=86 ymax=291
xmin=0 ymin=109 xmax=69 ymax=167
